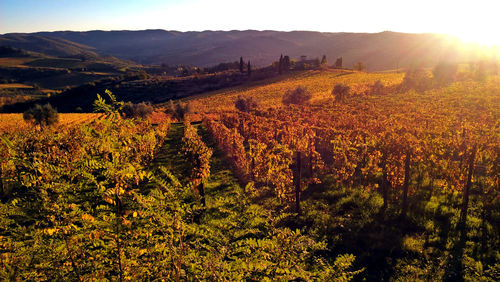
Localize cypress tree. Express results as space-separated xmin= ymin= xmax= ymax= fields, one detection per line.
xmin=247 ymin=61 xmax=251 ymax=76
xmin=321 ymin=55 xmax=328 ymax=65
xmin=239 ymin=57 xmax=244 ymax=73
xmin=279 ymin=55 xmax=283 ymax=74
xmin=283 ymin=56 xmax=290 ymax=71
xmin=279 ymin=54 xmax=283 ymax=75
xmin=335 ymin=57 xmax=343 ymax=68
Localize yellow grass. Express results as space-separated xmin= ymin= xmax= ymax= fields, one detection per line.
xmin=0 ymin=57 xmax=37 ymax=67
xmin=0 ymin=83 xmax=33 ymax=89
xmin=185 ymin=69 xmax=404 ymax=112
xmin=81 ymin=71 xmax=115 ymax=76
xmin=0 ymin=84 xmax=56 ymax=93
xmin=0 ymin=113 xmax=103 ymax=133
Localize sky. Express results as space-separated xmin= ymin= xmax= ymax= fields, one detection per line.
xmin=1 ymin=0 xmax=499 ymax=45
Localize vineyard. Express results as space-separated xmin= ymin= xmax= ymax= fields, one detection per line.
xmin=0 ymin=93 xmax=360 ymax=280
xmin=196 ymin=71 xmax=500 ymax=280
xmin=0 ymin=69 xmax=499 ymax=280
xmin=185 ymin=69 xmax=405 ymax=112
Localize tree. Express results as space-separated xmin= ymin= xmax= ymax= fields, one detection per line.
xmin=314 ymin=58 xmax=320 ymax=67
xmin=400 ymin=68 xmax=433 ymax=92
xmin=321 ymin=55 xmax=328 ymax=65
xmin=283 ymin=55 xmax=291 ymax=71
xmin=247 ymin=61 xmax=252 ymax=77
xmin=279 ymin=54 xmax=283 ymax=75
xmin=282 ymin=86 xmax=312 ymax=105
xmin=125 ymin=70 xmax=148 ymax=80
xmin=239 ymin=57 xmax=244 ymax=73
xmin=235 ymin=95 xmax=259 ymax=112
xmin=165 ymin=100 xmax=192 ymax=121
xmin=23 ymin=103 xmax=59 ymax=129
xmin=353 ymin=62 xmax=366 ymax=71
xmin=370 ymin=80 xmax=385 ymax=95
xmin=474 ymin=61 xmax=487 ymax=81
xmin=332 ymin=84 xmax=350 ymax=103
xmin=335 ymin=57 xmax=343 ymax=68
xmin=432 ymin=62 xmax=457 ymax=84
xmin=121 ymin=102 xmax=154 ymax=119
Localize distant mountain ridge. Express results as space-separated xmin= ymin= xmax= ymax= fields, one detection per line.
xmin=1 ymin=30 xmax=497 ymax=70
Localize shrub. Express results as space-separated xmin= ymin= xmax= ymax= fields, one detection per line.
xmin=399 ymin=68 xmax=433 ymax=92
xmin=332 ymin=84 xmax=350 ymax=103
xmin=125 ymin=70 xmax=149 ymax=81
xmin=235 ymin=95 xmax=259 ymax=112
xmin=321 ymin=55 xmax=328 ymax=65
xmin=472 ymin=61 xmax=488 ymax=81
xmin=282 ymin=86 xmax=312 ymax=105
xmin=432 ymin=62 xmax=458 ymax=84
xmin=23 ymin=103 xmax=59 ymax=129
xmin=370 ymin=80 xmax=385 ymax=95
xmin=335 ymin=57 xmax=343 ymax=68
xmin=165 ymin=100 xmax=192 ymax=121
xmin=121 ymin=102 xmax=154 ymax=119
xmin=353 ymin=62 xmax=366 ymax=71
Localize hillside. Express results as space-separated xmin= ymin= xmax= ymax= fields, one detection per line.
xmin=184 ymin=69 xmax=404 ymax=112
xmin=2 ymin=30 xmax=498 ymax=70
xmin=186 ymin=71 xmax=500 ymax=280
xmin=0 ymin=34 xmax=98 ymax=58
xmin=0 ymin=70 xmax=254 ymax=112
xmin=0 ymin=46 xmax=138 ymax=108
xmin=1 ymin=67 xmax=498 ymax=280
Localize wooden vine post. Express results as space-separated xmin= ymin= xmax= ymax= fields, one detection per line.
xmin=294 ymin=151 xmax=302 ymax=214
xmin=199 ymin=182 xmax=206 ymax=207
xmin=115 ymin=193 xmax=124 ymax=282
xmin=401 ymin=147 xmax=412 ymax=218
xmin=251 ymin=157 xmax=255 ymax=181
xmin=380 ymin=151 xmax=389 ymax=212
xmin=0 ymin=165 xmax=3 ymax=199
xmin=308 ymin=154 xmax=313 ymax=178
xmin=459 ymin=144 xmax=477 ymax=233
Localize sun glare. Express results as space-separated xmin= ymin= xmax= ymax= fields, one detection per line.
xmin=454 ymin=30 xmax=500 ymax=47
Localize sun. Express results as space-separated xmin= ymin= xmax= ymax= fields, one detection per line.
xmin=455 ymin=30 xmax=500 ymax=47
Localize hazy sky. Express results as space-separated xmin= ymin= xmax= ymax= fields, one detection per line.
xmin=1 ymin=0 xmax=499 ymax=45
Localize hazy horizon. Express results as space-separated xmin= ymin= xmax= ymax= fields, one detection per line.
xmin=1 ymin=0 xmax=499 ymax=46
xmin=0 ymin=28 xmax=461 ymax=38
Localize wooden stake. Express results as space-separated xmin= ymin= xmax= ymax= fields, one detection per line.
xmin=401 ymin=147 xmax=412 ymax=218
xmin=295 ymin=151 xmax=302 ymax=214
xmin=460 ymin=144 xmax=477 ymax=233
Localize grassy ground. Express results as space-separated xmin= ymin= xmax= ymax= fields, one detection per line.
xmin=152 ymin=122 xmax=243 ymax=205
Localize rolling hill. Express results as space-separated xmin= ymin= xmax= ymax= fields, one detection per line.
xmin=0 ymin=44 xmax=140 ymax=108
xmin=0 ymin=34 xmax=98 ymax=58
xmin=2 ymin=30 xmax=498 ymax=70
